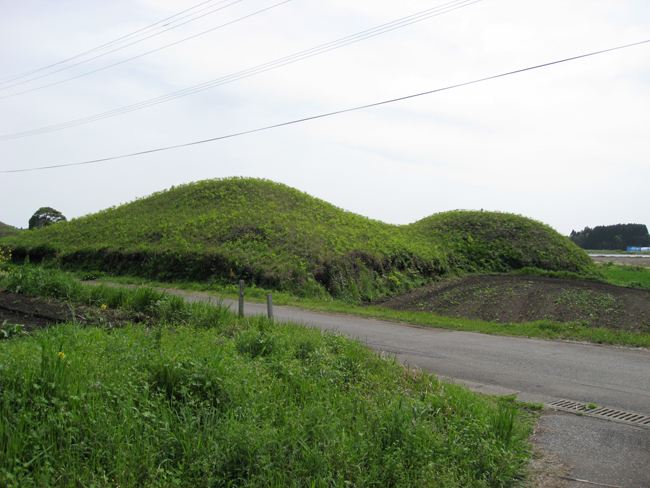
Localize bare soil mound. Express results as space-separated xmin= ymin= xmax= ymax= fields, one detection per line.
xmin=376 ymin=275 xmax=650 ymax=333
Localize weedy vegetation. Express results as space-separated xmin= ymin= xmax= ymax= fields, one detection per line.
xmin=0 ymin=178 xmax=645 ymax=485
xmin=0 ymin=246 xmax=11 ymax=271
xmin=1 ymin=178 xmax=599 ymax=304
xmin=597 ymin=262 xmax=650 ymax=290
xmin=0 ymin=222 xmax=22 ymax=239
xmin=0 ymin=267 xmax=535 ymax=487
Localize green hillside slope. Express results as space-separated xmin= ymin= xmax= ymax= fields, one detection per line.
xmin=410 ymin=210 xmax=595 ymax=273
xmin=0 ymin=221 xmax=21 ymax=238
xmin=2 ymin=177 xmax=598 ymax=301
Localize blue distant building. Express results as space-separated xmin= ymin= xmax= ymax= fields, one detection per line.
xmin=627 ymin=247 xmax=650 ymax=252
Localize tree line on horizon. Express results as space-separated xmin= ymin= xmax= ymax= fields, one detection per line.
xmin=570 ymin=223 xmax=650 ymax=250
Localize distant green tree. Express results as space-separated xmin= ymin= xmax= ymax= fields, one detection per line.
xmin=28 ymin=207 xmax=67 ymax=230
xmin=570 ymin=223 xmax=650 ymax=250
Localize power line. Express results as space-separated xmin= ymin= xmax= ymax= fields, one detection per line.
xmin=3 ymin=38 xmax=648 ymax=174
xmin=0 ymin=1 xmax=290 ymax=98
xmin=0 ymin=0 xmax=246 ymax=92
xmin=0 ymin=0 xmax=480 ymax=140
xmin=0 ymin=0 xmax=232 ymax=85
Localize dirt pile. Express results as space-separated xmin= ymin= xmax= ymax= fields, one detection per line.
xmin=377 ymin=274 xmax=650 ymax=332
xmin=0 ymin=290 xmax=148 ymax=333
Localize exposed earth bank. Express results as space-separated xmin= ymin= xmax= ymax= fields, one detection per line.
xmin=0 ymin=290 xmax=149 ymax=333
xmin=3 ymin=274 xmax=650 ymax=335
xmin=375 ymin=274 xmax=650 ymax=332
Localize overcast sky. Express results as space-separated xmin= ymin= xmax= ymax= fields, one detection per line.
xmin=1 ymin=0 xmax=648 ymax=235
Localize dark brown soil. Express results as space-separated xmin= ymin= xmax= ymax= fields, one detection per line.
xmin=4 ymin=275 xmax=650 ymax=336
xmin=0 ymin=290 xmax=148 ymax=334
xmin=376 ymin=274 xmax=650 ymax=333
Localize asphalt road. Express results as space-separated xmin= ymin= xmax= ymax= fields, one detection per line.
xmin=164 ymin=289 xmax=650 ymax=487
xmin=181 ymin=292 xmax=650 ymax=414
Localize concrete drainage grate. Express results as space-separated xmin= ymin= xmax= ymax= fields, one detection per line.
xmin=546 ymin=399 xmax=650 ymax=429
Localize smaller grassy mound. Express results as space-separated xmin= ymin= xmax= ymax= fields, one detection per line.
xmin=0 ymin=267 xmax=534 ymax=487
xmin=410 ymin=211 xmax=596 ymax=275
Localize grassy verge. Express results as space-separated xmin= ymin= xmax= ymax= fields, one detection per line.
xmin=86 ymin=272 xmax=650 ymax=349
xmin=246 ymin=297 xmax=650 ymax=349
xmin=4 ymin=263 xmax=647 ymax=347
xmin=1 ymin=178 xmax=600 ymax=302
xmin=0 ymin=267 xmax=535 ymax=487
xmin=597 ymin=262 xmax=650 ymax=290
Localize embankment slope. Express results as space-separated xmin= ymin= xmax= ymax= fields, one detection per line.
xmin=2 ymin=177 xmax=598 ymax=300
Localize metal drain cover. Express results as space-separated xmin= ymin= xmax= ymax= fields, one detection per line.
xmin=546 ymin=399 xmax=650 ymax=428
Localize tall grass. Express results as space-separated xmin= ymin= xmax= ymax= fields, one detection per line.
xmin=598 ymin=262 xmax=650 ymax=290
xmin=0 ymin=268 xmax=534 ymax=487
xmin=1 ymin=177 xmax=599 ymax=302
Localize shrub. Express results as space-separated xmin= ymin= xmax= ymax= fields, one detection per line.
xmin=0 ymin=246 xmax=10 ymax=271
xmin=1 ymin=178 xmax=600 ymax=302
xmin=28 ymin=207 xmax=67 ymax=230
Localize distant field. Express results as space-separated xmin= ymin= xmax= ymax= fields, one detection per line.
xmin=586 ymin=250 xmax=650 ymax=255
xmin=589 ymin=254 xmax=650 ymax=269
xmin=597 ymin=262 xmax=650 ymax=289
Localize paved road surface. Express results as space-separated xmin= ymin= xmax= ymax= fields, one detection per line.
xmin=180 ymin=291 xmax=650 ymax=415
xmin=161 ymin=288 xmax=650 ymax=487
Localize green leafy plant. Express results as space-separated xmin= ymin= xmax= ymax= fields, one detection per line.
xmin=1 ymin=321 xmax=26 ymax=339
xmin=0 ymin=246 xmax=10 ymax=271
xmin=598 ymin=263 xmax=650 ymax=290
xmin=0 ymin=295 xmax=535 ymax=487
xmin=1 ymin=177 xmax=601 ymax=303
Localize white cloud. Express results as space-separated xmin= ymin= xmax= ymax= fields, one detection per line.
xmin=1 ymin=0 xmax=648 ymax=235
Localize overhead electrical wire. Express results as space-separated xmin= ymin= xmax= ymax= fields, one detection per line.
xmin=2 ymin=38 xmax=648 ymax=174
xmin=0 ymin=0 xmax=235 ymax=85
xmin=0 ymin=0 xmax=480 ymax=140
xmin=0 ymin=0 xmax=247 ymax=92
xmin=2 ymin=0 xmax=470 ymax=99
xmin=0 ymin=1 xmax=291 ymax=98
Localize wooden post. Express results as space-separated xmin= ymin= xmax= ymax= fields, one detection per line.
xmin=267 ymin=293 xmax=274 ymax=320
xmin=238 ymin=280 xmax=245 ymax=317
